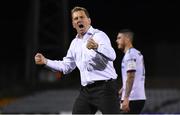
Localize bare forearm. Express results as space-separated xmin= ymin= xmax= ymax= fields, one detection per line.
xmin=124 ymin=72 xmax=135 ymax=98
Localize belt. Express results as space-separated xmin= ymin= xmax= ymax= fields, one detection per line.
xmin=85 ymin=79 xmax=114 ymax=88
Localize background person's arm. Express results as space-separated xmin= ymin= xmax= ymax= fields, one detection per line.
xmin=122 ymin=71 xmax=135 ymax=112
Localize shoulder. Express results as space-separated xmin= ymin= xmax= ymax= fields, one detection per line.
xmin=92 ymin=28 xmax=110 ymax=42
xmin=126 ymin=48 xmax=138 ymax=59
xmin=129 ymin=48 xmax=141 ymax=55
xmin=128 ymin=48 xmax=144 ymax=59
xmin=89 ymin=26 xmax=107 ymax=37
xmin=94 ymin=28 xmax=108 ymax=37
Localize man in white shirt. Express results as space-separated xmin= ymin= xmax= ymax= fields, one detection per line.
xmin=34 ymin=6 xmax=120 ymax=114
xmin=116 ymin=29 xmax=146 ymax=114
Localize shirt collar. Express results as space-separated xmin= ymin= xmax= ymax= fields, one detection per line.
xmin=126 ymin=47 xmax=134 ymax=54
xmin=75 ymin=26 xmax=94 ymax=38
xmin=86 ymin=26 xmax=94 ymax=36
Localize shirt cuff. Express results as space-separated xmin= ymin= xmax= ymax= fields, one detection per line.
xmin=46 ymin=59 xmax=52 ymax=67
xmin=94 ymin=44 xmax=101 ymax=53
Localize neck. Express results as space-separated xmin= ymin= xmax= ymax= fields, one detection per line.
xmin=78 ymin=25 xmax=91 ymax=38
xmin=78 ymin=33 xmax=85 ymax=38
xmin=124 ymin=44 xmax=133 ymax=53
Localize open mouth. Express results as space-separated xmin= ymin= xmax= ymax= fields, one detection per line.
xmin=79 ymin=24 xmax=84 ymax=28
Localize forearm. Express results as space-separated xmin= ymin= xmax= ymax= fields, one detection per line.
xmin=90 ymin=32 xmax=116 ymax=61
xmin=46 ymin=58 xmax=76 ymax=74
xmin=124 ymin=72 xmax=135 ymax=98
xmin=96 ymin=45 xmax=116 ymax=61
xmin=46 ymin=59 xmax=64 ymax=72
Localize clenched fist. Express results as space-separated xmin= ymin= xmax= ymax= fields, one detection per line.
xmin=86 ymin=38 xmax=98 ymax=50
xmin=34 ymin=53 xmax=47 ymax=65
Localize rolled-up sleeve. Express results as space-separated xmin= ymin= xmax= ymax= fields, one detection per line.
xmin=94 ymin=32 xmax=116 ymax=61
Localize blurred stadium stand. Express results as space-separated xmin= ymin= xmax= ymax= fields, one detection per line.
xmin=1 ymin=89 xmax=180 ymax=114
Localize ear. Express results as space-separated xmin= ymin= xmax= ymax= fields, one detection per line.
xmin=88 ymin=18 xmax=91 ymax=25
xmin=125 ymin=37 xmax=130 ymax=44
xmin=72 ymin=20 xmax=76 ymax=28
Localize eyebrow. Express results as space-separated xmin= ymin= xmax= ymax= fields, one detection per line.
xmin=73 ymin=15 xmax=85 ymax=20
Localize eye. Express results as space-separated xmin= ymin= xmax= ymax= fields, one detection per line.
xmin=73 ymin=17 xmax=78 ymax=21
xmin=80 ymin=16 xmax=85 ymax=19
xmin=117 ymin=37 xmax=121 ymax=39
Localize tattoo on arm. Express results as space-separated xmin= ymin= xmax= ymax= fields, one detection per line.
xmin=125 ymin=71 xmax=135 ymax=98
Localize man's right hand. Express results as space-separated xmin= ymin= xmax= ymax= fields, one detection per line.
xmin=34 ymin=53 xmax=47 ymax=65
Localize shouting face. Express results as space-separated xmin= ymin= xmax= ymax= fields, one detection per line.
xmin=72 ymin=10 xmax=91 ymax=36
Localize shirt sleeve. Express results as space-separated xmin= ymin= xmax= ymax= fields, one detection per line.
xmin=46 ymin=42 xmax=76 ymax=75
xmin=126 ymin=53 xmax=136 ymax=72
xmin=93 ymin=31 xmax=116 ymax=61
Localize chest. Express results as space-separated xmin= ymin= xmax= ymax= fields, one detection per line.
xmin=73 ymin=39 xmax=96 ymax=61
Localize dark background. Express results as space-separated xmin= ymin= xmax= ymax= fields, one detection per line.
xmin=0 ymin=0 xmax=180 ymax=95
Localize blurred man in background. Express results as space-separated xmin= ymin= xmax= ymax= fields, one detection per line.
xmin=116 ymin=29 xmax=146 ymax=114
xmin=34 ymin=6 xmax=120 ymax=114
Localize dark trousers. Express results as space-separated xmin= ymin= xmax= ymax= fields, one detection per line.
xmin=72 ymin=79 xmax=120 ymax=114
xmin=120 ymin=100 xmax=145 ymax=114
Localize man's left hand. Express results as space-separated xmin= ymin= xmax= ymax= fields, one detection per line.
xmin=121 ymin=97 xmax=130 ymax=113
xmin=86 ymin=38 xmax=98 ymax=50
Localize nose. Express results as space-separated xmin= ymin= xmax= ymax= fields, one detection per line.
xmin=116 ymin=39 xmax=118 ymax=43
xmin=77 ymin=18 xmax=80 ymax=22
xmin=77 ymin=17 xmax=82 ymax=23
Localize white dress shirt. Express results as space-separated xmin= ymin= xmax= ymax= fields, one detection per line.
xmin=121 ymin=48 xmax=146 ymax=100
xmin=46 ymin=26 xmax=117 ymax=86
